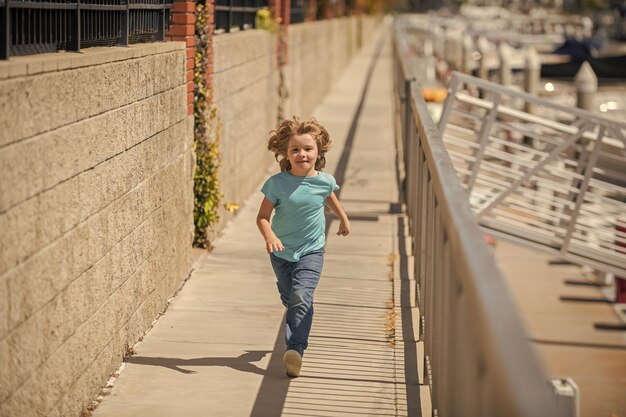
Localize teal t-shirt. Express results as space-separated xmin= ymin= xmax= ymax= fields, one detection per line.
xmin=261 ymin=171 xmax=340 ymax=262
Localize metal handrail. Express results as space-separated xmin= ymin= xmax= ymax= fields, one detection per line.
xmin=438 ymin=72 xmax=626 ymax=277
xmin=394 ymin=26 xmax=565 ymax=417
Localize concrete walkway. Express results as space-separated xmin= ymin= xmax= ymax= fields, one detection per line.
xmin=92 ymin=24 xmax=425 ymax=417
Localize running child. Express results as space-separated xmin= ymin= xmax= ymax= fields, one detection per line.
xmin=256 ymin=117 xmax=350 ymax=377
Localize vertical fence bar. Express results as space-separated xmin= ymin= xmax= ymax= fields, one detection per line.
xmin=403 ymin=78 xmax=412 ymax=187
xmin=411 ymin=127 xmax=419 ymax=244
xmin=430 ymin=201 xmax=442 ymax=414
xmin=400 ymin=75 xmax=408 ymax=202
xmin=422 ymin=176 xmax=438 ymax=408
xmin=121 ymin=0 xmax=128 ymax=45
xmin=414 ymin=140 xmax=424 ymax=306
xmin=157 ymin=0 xmax=165 ymax=40
xmin=439 ymin=228 xmax=452 ymax=417
xmin=415 ymin=161 xmax=428 ymax=310
xmin=70 ymin=0 xmax=81 ymax=51
xmin=407 ymin=119 xmax=416 ymax=230
xmin=1 ymin=0 xmax=9 ymax=59
xmin=227 ymin=0 xmax=232 ymax=31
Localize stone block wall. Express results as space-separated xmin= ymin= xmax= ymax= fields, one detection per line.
xmin=286 ymin=20 xmax=329 ymax=119
xmin=0 ymin=42 xmax=195 ymax=417
xmin=212 ymin=30 xmax=278 ymax=227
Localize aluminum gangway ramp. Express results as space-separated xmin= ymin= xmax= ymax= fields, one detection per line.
xmin=438 ymin=72 xmax=626 ymax=278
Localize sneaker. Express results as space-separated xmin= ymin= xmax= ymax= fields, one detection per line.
xmin=283 ymin=349 xmax=302 ymax=377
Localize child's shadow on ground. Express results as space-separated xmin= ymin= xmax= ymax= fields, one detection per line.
xmin=125 ymin=350 xmax=271 ymax=376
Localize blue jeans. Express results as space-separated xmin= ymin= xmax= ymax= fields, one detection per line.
xmin=270 ymin=249 xmax=325 ymax=357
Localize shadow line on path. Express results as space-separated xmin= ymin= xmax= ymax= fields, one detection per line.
xmin=124 ymin=350 xmax=271 ymax=375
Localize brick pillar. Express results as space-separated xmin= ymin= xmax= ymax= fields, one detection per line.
xmin=167 ymin=0 xmax=196 ymax=115
xmin=280 ymin=0 xmax=291 ymax=25
xmin=166 ymin=0 xmax=215 ymax=115
xmin=272 ymin=0 xmax=281 ymax=22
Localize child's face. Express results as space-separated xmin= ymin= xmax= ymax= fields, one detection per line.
xmin=286 ymin=134 xmax=319 ymax=176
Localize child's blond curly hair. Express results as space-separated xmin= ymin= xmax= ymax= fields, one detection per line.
xmin=267 ymin=117 xmax=332 ymax=172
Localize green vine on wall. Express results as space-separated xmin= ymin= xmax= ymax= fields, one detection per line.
xmin=193 ymin=0 xmax=222 ymax=249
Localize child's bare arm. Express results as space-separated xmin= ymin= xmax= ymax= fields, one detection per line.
xmin=325 ymin=192 xmax=351 ymax=236
xmin=256 ymin=197 xmax=284 ymax=253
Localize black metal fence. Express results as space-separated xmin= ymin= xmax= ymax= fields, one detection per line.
xmin=214 ymin=0 xmax=267 ymax=32
xmin=290 ymin=0 xmax=307 ymax=23
xmin=0 ymin=0 xmax=173 ymax=59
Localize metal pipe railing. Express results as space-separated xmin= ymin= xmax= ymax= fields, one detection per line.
xmin=394 ymin=26 xmax=566 ymax=417
xmin=438 ymin=72 xmax=626 ymax=277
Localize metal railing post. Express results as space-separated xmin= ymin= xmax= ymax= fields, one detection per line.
xmin=70 ymin=0 xmax=81 ymax=51
xmin=121 ymin=0 xmax=129 ymax=46
xmin=403 ymin=77 xmax=413 ymax=197
xmin=227 ymin=0 xmax=232 ymax=32
xmin=157 ymin=0 xmax=166 ymax=41
xmin=403 ymin=78 xmax=412 ymax=134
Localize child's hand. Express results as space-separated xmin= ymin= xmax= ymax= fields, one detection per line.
xmin=337 ymin=219 xmax=351 ymax=236
xmin=265 ymin=236 xmax=284 ymax=253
